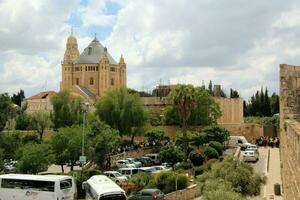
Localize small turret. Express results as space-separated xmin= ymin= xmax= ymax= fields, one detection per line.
xmin=63 ymin=33 xmax=80 ymax=64
xmin=119 ymin=54 xmax=125 ymax=65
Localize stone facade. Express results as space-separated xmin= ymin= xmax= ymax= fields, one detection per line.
xmin=60 ymin=34 xmax=126 ymax=103
xmin=23 ymin=91 xmax=56 ymax=113
xmin=141 ymin=96 xmax=244 ymax=125
xmin=279 ymin=64 xmax=300 ymax=200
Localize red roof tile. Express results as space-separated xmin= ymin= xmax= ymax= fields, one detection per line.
xmin=26 ymin=91 xmax=57 ymax=100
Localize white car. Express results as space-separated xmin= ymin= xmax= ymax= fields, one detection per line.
xmin=152 ymin=166 xmax=171 ymax=174
xmin=126 ymin=158 xmax=142 ymax=168
xmin=116 ymin=160 xmax=136 ymax=168
xmin=243 ymin=150 xmax=259 ymax=162
xmin=246 ymin=144 xmax=258 ymax=153
xmin=104 ymin=171 xmax=128 ymax=183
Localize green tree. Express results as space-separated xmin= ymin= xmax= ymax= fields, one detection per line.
xmin=270 ymin=93 xmax=279 ymax=115
xmin=51 ymin=126 xmax=82 ymax=171
xmin=230 ymin=88 xmax=239 ymax=98
xmin=203 ymin=125 xmax=230 ymax=145
xmin=208 ymin=141 xmax=223 ymax=155
xmin=95 ymin=88 xmax=148 ymax=143
xmin=203 ymin=146 xmax=219 ymax=159
xmin=16 ymin=143 xmax=53 ymax=174
xmin=51 ymin=91 xmax=83 ymax=129
xmin=87 ymin=119 xmax=120 ymax=169
xmin=208 ymin=80 xmax=213 ymax=95
xmin=0 ymin=131 xmax=22 ymax=159
xmin=0 ymin=93 xmax=14 ymax=132
xmin=0 ymin=148 xmax=4 ymax=172
xmin=189 ymin=149 xmax=204 ymax=166
xmin=189 ymin=131 xmax=207 ymax=149
xmin=144 ymin=128 xmax=166 ymax=145
xmin=15 ymin=112 xmax=32 ymax=130
xmin=158 ymin=145 xmax=183 ymax=167
xmin=30 ymin=111 xmax=52 ymax=141
xmin=11 ymin=89 xmax=25 ymax=106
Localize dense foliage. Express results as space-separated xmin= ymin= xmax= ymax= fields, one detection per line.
xmin=95 ymin=88 xmax=148 ymax=141
xmin=199 ymin=157 xmax=265 ymax=198
xmin=0 ymin=93 xmax=14 ymax=132
xmin=158 ymin=145 xmax=183 ymax=166
xmin=244 ymin=88 xmax=279 ymax=117
xmin=51 ymin=91 xmax=84 ymax=129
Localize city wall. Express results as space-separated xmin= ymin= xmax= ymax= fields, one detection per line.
xmin=279 ymin=64 xmax=300 ymax=199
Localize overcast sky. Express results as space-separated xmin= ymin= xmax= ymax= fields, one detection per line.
xmin=1 ymin=0 xmax=300 ymax=99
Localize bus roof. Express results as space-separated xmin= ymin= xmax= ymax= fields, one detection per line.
xmin=86 ymin=175 xmax=125 ymax=196
xmin=0 ymin=174 xmax=72 ymax=182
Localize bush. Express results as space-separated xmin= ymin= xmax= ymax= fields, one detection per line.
xmin=155 ymin=172 xmax=188 ymax=193
xmin=194 ymin=165 xmax=209 ymax=176
xmin=22 ymin=133 xmax=40 ymax=144
xmin=130 ymin=172 xmax=154 ymax=191
xmin=145 ymin=128 xmax=166 ymax=145
xmin=159 ymin=145 xmax=183 ymax=166
xmin=175 ymin=161 xmax=193 ymax=171
xmin=203 ymin=147 xmax=219 ymax=159
xmin=203 ymin=125 xmax=230 ymax=144
xmin=208 ymin=141 xmax=223 ymax=155
xmin=189 ymin=149 xmax=204 ymax=166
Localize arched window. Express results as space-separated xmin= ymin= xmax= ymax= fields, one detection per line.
xmin=88 ymin=47 xmax=92 ymax=55
xmin=90 ymin=77 xmax=94 ymax=85
xmin=111 ymin=78 xmax=114 ymax=86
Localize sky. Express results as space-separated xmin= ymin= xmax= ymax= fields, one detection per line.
xmin=1 ymin=0 xmax=300 ymax=99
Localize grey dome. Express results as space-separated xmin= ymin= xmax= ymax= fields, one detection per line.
xmin=74 ymin=38 xmax=117 ymax=64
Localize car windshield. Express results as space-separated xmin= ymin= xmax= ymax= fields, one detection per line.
xmin=113 ymin=172 xmax=123 ymax=177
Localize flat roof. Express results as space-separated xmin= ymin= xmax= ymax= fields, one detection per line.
xmin=86 ymin=175 xmax=125 ymax=196
xmin=0 ymin=174 xmax=72 ymax=182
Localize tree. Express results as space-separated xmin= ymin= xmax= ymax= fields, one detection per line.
xmin=144 ymin=128 xmax=166 ymax=145
xmin=50 ymin=126 xmax=82 ymax=171
xmin=230 ymin=88 xmax=239 ymax=98
xmin=0 ymin=93 xmax=13 ymax=132
xmin=51 ymin=91 xmax=83 ymax=129
xmin=16 ymin=143 xmax=53 ymax=174
xmin=95 ymin=88 xmax=148 ymax=143
xmin=87 ymin=119 xmax=120 ymax=169
xmin=30 ymin=111 xmax=52 ymax=141
xmin=11 ymin=89 xmax=25 ymax=106
xmin=169 ymin=84 xmax=221 ymax=163
xmin=270 ymin=93 xmax=279 ymax=115
xmin=158 ymin=145 xmax=183 ymax=167
xmin=208 ymin=80 xmax=213 ymax=95
xmin=189 ymin=131 xmax=207 ymax=149
xmin=203 ymin=125 xmax=230 ymax=145
xmin=15 ymin=112 xmax=32 ymax=130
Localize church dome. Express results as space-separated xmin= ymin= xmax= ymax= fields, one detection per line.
xmin=67 ymin=35 xmax=77 ymax=44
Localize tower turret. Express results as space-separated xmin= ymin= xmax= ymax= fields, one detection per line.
xmin=63 ymin=34 xmax=80 ymax=64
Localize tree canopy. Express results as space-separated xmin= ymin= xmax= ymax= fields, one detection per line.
xmin=51 ymin=91 xmax=83 ymax=129
xmin=95 ymin=88 xmax=148 ymax=140
xmin=30 ymin=111 xmax=52 ymax=141
xmin=0 ymin=93 xmax=14 ymax=132
xmin=11 ymin=89 xmax=25 ymax=107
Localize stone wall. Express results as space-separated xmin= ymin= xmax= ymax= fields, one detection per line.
xmin=279 ymin=64 xmax=300 ymax=200
xmin=141 ymin=96 xmax=244 ymax=125
xmin=164 ymin=184 xmax=201 ymax=200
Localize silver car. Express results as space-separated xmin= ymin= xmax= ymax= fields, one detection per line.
xmin=104 ymin=171 xmax=128 ymax=184
xmin=243 ymin=150 xmax=259 ymax=162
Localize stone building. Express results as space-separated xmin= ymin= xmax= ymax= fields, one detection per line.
xmin=279 ymin=64 xmax=300 ymax=199
xmin=60 ymin=34 xmax=126 ymax=103
xmin=23 ymin=91 xmax=57 ymax=113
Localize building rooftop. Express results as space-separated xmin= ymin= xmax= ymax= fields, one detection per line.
xmin=74 ymin=38 xmax=117 ymax=64
xmin=26 ymin=91 xmax=57 ymax=100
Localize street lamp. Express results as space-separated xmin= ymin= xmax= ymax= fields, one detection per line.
xmin=80 ymin=102 xmax=89 ymax=165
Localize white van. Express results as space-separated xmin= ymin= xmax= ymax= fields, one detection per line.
xmin=118 ymin=168 xmax=139 ymax=179
xmin=228 ymin=136 xmax=251 ymax=150
xmin=82 ymin=175 xmax=126 ymax=200
xmin=145 ymin=153 xmax=160 ymax=164
xmin=0 ymin=174 xmax=77 ymax=200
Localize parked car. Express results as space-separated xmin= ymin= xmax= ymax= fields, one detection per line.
xmin=246 ymin=144 xmax=258 ymax=153
xmin=228 ymin=136 xmax=251 ymax=150
xmin=137 ymin=157 xmax=154 ymax=167
xmin=128 ymin=189 xmax=164 ymax=200
xmin=116 ymin=160 xmax=136 ymax=168
xmin=243 ymin=150 xmax=259 ymax=162
xmin=126 ymin=158 xmax=142 ymax=168
xmin=104 ymin=171 xmax=128 ymax=183
xmin=138 ymin=167 xmax=156 ymax=173
xmin=3 ymin=160 xmax=17 ymax=174
xmin=145 ymin=154 xmax=160 ymax=165
xmin=151 ymin=166 xmax=171 ymax=173
xmin=118 ymin=168 xmax=139 ymax=179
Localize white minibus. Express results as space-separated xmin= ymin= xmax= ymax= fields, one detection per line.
xmin=82 ymin=175 xmax=126 ymax=200
xmin=0 ymin=174 xmax=77 ymax=200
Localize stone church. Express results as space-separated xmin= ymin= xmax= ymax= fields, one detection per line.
xmin=60 ymin=33 xmax=127 ymax=103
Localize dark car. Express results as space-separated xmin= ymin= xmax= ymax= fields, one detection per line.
xmin=137 ymin=157 xmax=154 ymax=167
xmin=128 ymin=189 xmax=164 ymax=200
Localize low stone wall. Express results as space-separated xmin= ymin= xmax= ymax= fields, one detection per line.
xmin=164 ymin=184 xmax=201 ymax=200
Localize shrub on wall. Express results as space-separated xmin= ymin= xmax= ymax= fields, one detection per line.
xmin=208 ymin=141 xmax=223 ymax=155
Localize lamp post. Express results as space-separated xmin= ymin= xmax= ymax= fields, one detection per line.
xmin=80 ymin=102 xmax=89 ymax=166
